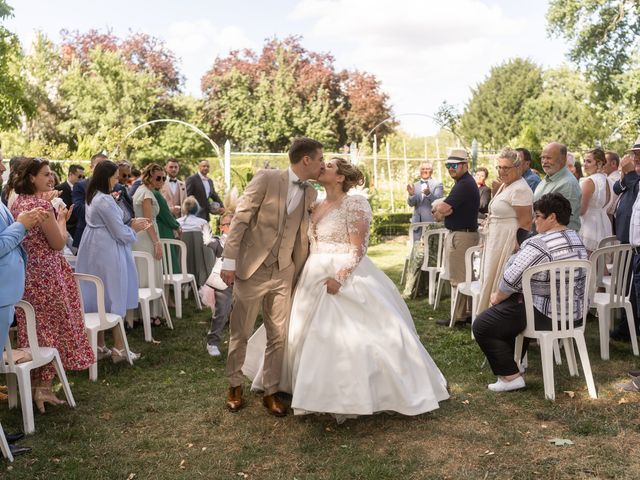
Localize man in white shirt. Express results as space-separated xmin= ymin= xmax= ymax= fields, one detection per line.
xmin=161 ymin=157 xmax=187 ymax=217
xmin=186 ymin=160 xmax=225 ymax=221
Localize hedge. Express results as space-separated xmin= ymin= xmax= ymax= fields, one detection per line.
xmin=370 ymin=212 xmax=412 ymax=245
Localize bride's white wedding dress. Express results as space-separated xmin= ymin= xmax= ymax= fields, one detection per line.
xmin=243 ymin=194 xmax=449 ymax=419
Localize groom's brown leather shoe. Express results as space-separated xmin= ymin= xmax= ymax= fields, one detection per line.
xmin=226 ymin=386 xmax=245 ymax=412
xmin=263 ymin=394 xmax=287 ymax=417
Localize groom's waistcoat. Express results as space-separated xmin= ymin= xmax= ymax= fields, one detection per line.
xmin=264 ymin=196 xmax=304 ymax=270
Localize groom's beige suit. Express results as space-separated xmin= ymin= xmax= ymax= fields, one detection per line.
xmin=223 ymin=168 xmax=317 ymax=395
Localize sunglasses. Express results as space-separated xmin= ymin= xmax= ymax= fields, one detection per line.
xmin=77 ymin=174 xmax=86 ymax=179
xmin=445 ymin=163 xmax=462 ymax=170
xmin=155 ymin=175 xmax=167 ymax=182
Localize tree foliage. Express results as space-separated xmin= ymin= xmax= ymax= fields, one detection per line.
xmin=547 ymin=0 xmax=640 ymax=102
xmin=201 ymin=36 xmax=393 ymax=151
xmin=459 ymin=58 xmax=543 ymax=149
xmin=0 ymin=0 xmax=34 ymax=129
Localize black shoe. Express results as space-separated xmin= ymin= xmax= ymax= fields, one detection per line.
xmin=628 ymin=369 xmax=640 ymax=378
xmin=4 ymin=432 xmax=24 ymax=444
xmin=610 ymin=330 xmax=631 ymax=342
xmin=8 ymin=444 xmax=31 ymax=456
xmin=436 ymin=319 xmax=452 ymax=326
xmin=436 ymin=318 xmax=470 ymax=327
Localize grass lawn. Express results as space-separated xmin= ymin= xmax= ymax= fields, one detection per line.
xmin=3 ymin=237 xmax=640 ymax=479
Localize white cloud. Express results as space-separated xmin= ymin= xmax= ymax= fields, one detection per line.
xmin=167 ymin=20 xmax=254 ymax=95
xmin=289 ymin=0 xmax=564 ymax=135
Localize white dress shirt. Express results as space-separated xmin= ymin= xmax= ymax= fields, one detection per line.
xmin=629 ymin=190 xmax=640 ymax=246
xmin=168 ymin=177 xmax=178 ymax=195
xmin=199 ymin=172 xmax=211 ymax=198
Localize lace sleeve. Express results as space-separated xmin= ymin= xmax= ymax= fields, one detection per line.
xmin=335 ymin=195 xmax=372 ymax=284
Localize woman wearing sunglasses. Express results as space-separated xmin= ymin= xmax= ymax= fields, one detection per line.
xmin=132 ymin=163 xmax=166 ymax=327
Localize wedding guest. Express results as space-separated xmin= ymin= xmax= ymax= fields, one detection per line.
xmin=128 ymin=167 xmax=142 ymax=196
xmin=579 ymin=148 xmax=613 ymax=254
xmin=475 ymin=166 xmax=491 ymax=219
xmin=432 ymin=148 xmax=480 ymax=326
xmin=178 ymin=196 xmax=215 ymax=286
xmin=161 ymin=157 xmax=187 ymax=217
xmin=406 ymin=162 xmax=443 ymax=240
xmin=72 ymin=152 xmax=108 ymax=248
xmin=54 ymin=164 xmax=85 ymax=239
xmin=76 ymin=161 xmax=149 ymax=363
xmin=133 ymin=163 xmax=165 ymax=326
xmin=153 ymin=171 xmax=181 ymax=272
xmin=473 ymin=193 xmax=587 ymax=392
xmin=186 ymin=160 xmax=224 ymax=221
xmin=567 ymin=153 xmax=583 ymax=180
xmin=2 ymin=156 xmax=28 ymax=208
xmin=606 ymin=151 xmax=621 ymax=183
xmin=112 ymin=161 xmax=135 ymax=222
xmin=476 ymin=148 xmax=533 ymax=315
xmin=201 ymin=212 xmax=234 ymax=357
xmin=516 ymin=147 xmax=541 ymax=192
xmin=534 ymin=143 xmax=581 ymax=231
xmin=11 ymin=158 xmax=94 ymax=412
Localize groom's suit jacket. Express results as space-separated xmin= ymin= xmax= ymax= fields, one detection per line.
xmin=223 ymin=169 xmax=317 ymax=281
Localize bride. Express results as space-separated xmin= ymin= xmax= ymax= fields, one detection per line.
xmin=244 ymin=158 xmax=449 ymax=420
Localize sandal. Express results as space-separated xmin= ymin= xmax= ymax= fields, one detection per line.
xmin=112 ymin=348 xmax=141 ymax=364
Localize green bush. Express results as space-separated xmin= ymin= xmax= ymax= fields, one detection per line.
xmin=370 ymin=212 xmax=412 ymax=245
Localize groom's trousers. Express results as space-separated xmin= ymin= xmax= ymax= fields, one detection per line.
xmin=225 ymin=262 xmax=295 ymax=395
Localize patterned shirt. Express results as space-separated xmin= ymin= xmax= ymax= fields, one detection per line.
xmin=499 ymin=229 xmax=588 ymax=319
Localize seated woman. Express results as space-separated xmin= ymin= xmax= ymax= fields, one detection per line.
xmin=177 ymin=196 xmax=215 ymax=286
xmin=472 ymin=193 xmax=588 ymax=392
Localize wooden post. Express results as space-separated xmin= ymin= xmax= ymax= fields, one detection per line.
xmin=224 ymin=139 xmax=231 ymax=190
xmin=373 ymin=134 xmax=378 ymax=189
xmin=386 ymin=141 xmax=395 ymax=213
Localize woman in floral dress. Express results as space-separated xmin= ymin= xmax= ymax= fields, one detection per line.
xmin=11 ymin=158 xmax=94 ymax=412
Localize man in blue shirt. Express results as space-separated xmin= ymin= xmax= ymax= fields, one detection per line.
xmin=517 ymin=147 xmax=541 ymax=192
xmin=433 ymin=148 xmax=480 ymax=326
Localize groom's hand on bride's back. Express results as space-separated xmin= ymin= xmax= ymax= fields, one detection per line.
xmin=324 ymin=278 xmax=341 ymax=295
xmin=221 ymin=269 xmax=235 ymax=285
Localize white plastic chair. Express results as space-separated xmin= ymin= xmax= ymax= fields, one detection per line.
xmin=592 ymin=236 xmax=620 ymax=291
xmin=589 ymin=244 xmax=638 ymax=360
xmin=514 ymin=259 xmax=597 ymax=401
xmin=160 ymin=239 xmax=202 ymax=318
xmin=74 ymin=273 xmax=133 ymax=381
xmin=1 ymin=301 xmax=76 ymax=434
xmin=450 ymin=245 xmax=483 ymax=334
xmin=420 ymin=228 xmax=447 ymax=305
xmin=0 ymin=424 xmax=12 ymax=462
xmin=133 ymin=251 xmax=173 ymax=342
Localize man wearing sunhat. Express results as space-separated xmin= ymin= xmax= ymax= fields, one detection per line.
xmin=432 ymin=148 xmax=480 ymax=326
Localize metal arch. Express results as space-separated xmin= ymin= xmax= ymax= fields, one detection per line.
xmin=121 ymin=119 xmax=223 ymax=170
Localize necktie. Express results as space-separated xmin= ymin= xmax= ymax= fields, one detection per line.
xmin=169 ymin=179 xmax=177 ymax=183
xmin=293 ymin=179 xmax=308 ymax=189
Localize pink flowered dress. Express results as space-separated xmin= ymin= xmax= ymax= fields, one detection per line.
xmin=11 ymin=195 xmax=94 ymax=381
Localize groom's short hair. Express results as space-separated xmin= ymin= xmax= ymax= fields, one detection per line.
xmin=289 ymin=138 xmax=323 ymax=164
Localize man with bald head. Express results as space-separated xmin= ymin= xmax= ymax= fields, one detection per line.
xmin=533 ymin=142 xmax=582 ymax=231
xmin=186 ymin=160 xmax=225 ymax=221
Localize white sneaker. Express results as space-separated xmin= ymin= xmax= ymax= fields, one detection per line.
xmin=207 ymin=344 xmax=221 ymax=357
xmin=487 ymin=376 xmax=526 ymax=392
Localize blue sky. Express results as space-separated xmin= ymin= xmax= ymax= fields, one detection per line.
xmin=6 ymin=0 xmax=570 ymax=135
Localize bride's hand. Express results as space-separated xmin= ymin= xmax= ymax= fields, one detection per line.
xmin=325 ymin=278 xmax=342 ymax=295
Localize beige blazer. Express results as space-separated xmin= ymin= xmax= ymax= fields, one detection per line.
xmin=223 ymin=169 xmax=317 ymax=281
xmin=161 ymin=179 xmax=187 ymax=216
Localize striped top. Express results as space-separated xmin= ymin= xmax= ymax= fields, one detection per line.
xmin=500 ymin=229 xmax=588 ymax=319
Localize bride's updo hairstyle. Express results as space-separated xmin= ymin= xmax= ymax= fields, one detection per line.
xmin=333 ymin=157 xmax=365 ymax=193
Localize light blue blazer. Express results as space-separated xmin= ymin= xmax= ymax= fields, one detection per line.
xmin=407 ymin=178 xmax=444 ymax=241
xmin=0 ymin=202 xmax=27 ymax=308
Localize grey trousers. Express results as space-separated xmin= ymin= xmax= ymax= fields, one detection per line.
xmin=207 ymin=287 xmax=233 ymax=347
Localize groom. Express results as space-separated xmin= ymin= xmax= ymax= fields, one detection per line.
xmin=221 ymin=137 xmax=324 ymax=416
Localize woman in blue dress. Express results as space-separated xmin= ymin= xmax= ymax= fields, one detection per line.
xmin=76 ymin=161 xmax=151 ymax=363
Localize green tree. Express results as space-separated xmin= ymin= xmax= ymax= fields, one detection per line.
xmin=0 ymin=0 xmax=34 ymax=129
xmin=520 ymin=66 xmax=611 ymax=149
xmin=459 ymin=58 xmax=543 ymax=149
xmin=547 ymin=0 xmax=640 ymax=102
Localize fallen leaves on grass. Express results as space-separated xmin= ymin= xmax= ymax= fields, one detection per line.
xmin=179 ymin=460 xmax=186 ymax=469
xmin=481 ymin=450 xmax=495 ymax=456
xmin=563 ymin=390 xmax=576 ymax=399
xmin=618 ymin=397 xmax=629 ymax=405
xmin=127 ymin=474 xmax=136 ymax=480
